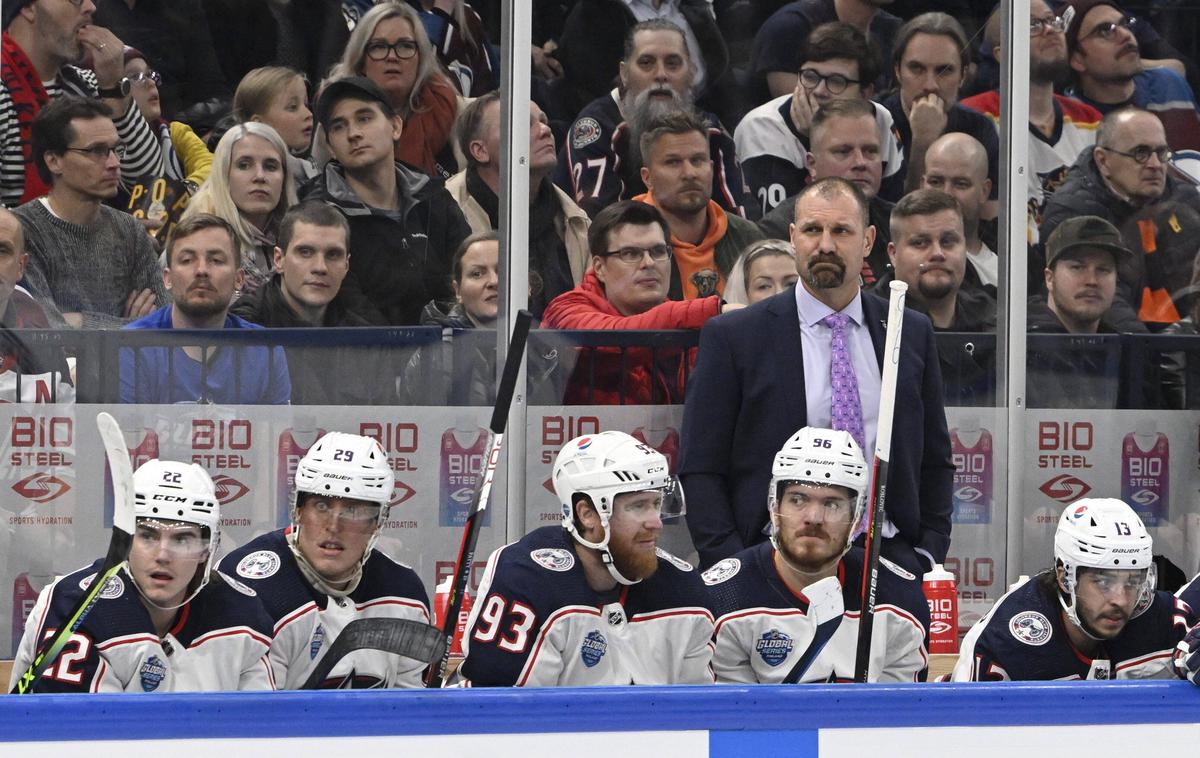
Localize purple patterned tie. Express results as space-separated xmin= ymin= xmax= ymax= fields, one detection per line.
xmin=821 ymin=312 xmax=865 ymax=453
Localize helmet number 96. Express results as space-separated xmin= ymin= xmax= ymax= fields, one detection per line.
xmin=333 ymin=449 xmax=354 ymax=462
xmin=815 ymin=438 xmax=832 ymax=448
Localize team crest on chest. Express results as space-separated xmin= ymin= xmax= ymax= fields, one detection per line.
xmin=1009 ymin=611 xmax=1053 ymax=646
xmin=140 ymin=655 xmax=167 ymax=691
xmin=580 ymin=630 xmax=607 ymax=668
xmin=531 ymin=548 xmax=575 ymax=572
xmin=756 ymin=629 xmax=794 ymax=666
xmin=237 ymin=550 xmax=281 ymax=579
xmin=656 ymin=548 xmax=694 ymax=572
xmin=702 ymin=558 xmax=741 ymax=585
xmin=79 ymin=572 xmax=125 ymax=600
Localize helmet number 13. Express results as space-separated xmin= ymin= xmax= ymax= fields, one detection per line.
xmin=1114 ymin=522 xmax=1132 ymax=536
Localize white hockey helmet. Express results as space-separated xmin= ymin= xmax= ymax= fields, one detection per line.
xmin=1054 ymin=498 xmax=1156 ymax=633
xmin=552 ymin=431 xmax=681 ymax=585
xmin=132 ymin=459 xmax=221 ymax=606
xmin=293 ymin=432 xmax=393 ymax=516
xmin=768 ymin=427 xmax=868 ymax=553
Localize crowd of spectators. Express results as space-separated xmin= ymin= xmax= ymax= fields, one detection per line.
xmin=1 ymin=0 xmax=1199 ymax=409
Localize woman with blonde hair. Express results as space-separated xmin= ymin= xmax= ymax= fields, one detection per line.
xmin=722 ymin=239 xmax=800 ymax=306
xmin=182 ymin=122 xmax=299 ymax=295
xmin=233 ymin=66 xmax=316 ymax=181
xmin=325 ymin=1 xmax=459 ymax=177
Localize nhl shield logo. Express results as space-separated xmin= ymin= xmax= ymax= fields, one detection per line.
xmin=580 ymin=630 xmax=607 ymax=668
xmin=755 ymin=629 xmax=794 ymax=666
xmin=531 ymin=548 xmax=575 ymax=572
xmin=237 ymin=550 xmax=281 ymax=579
xmin=702 ymin=558 xmax=741 ymax=586
xmin=1009 ymin=611 xmax=1053 ymax=646
xmin=140 ymin=655 xmax=167 ymax=691
xmin=311 ymin=625 xmax=326 ymax=660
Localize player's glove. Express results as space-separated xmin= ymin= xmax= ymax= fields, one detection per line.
xmin=1173 ymin=622 xmax=1200 ymax=685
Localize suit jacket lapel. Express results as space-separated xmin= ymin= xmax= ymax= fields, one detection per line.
xmin=769 ymin=289 xmax=808 ymax=423
xmin=862 ymin=291 xmax=887 ymax=368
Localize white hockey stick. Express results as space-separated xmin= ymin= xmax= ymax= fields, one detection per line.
xmin=782 ymin=575 xmax=845 ymax=683
xmin=853 ymin=281 xmax=907 ymax=683
xmin=11 ymin=412 xmax=135 ymax=694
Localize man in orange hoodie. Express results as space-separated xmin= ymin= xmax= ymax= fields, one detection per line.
xmin=543 ymin=201 xmax=741 ymax=403
xmin=635 ymin=110 xmax=763 ymax=300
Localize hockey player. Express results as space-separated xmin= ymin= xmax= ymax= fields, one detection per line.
xmin=460 ymin=431 xmax=714 ymax=686
xmin=10 ymin=460 xmax=274 ymax=692
xmin=219 ymin=432 xmax=430 ymax=689
xmin=705 ymin=428 xmax=929 ymax=683
xmin=952 ymin=498 xmax=1194 ymax=681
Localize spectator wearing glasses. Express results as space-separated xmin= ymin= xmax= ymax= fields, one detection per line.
xmin=735 ymin=22 xmax=905 ymax=217
xmin=1041 ymin=107 xmax=1200 ymax=331
xmin=1 ymin=0 xmax=163 ymax=207
xmin=542 ymin=201 xmax=739 ymax=405
xmin=13 ymin=96 xmax=166 ymax=329
xmin=1064 ymin=0 xmax=1200 ymax=182
xmin=636 ymin=109 xmax=763 ymax=301
xmin=961 ymin=0 xmax=1101 ymax=277
xmin=323 ymin=2 xmax=459 ymax=178
xmin=123 ymin=47 xmax=212 ymax=191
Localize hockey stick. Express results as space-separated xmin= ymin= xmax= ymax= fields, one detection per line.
xmin=424 ymin=310 xmax=534 ymax=687
xmin=11 ymin=412 xmax=135 ymax=694
xmin=782 ymin=575 xmax=844 ymax=683
xmin=853 ymin=281 xmax=907 ymax=683
xmin=301 ymin=617 xmax=447 ymax=689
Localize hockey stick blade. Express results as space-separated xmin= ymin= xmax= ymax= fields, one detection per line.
xmin=425 ymin=310 xmax=534 ymax=687
xmin=11 ymin=412 xmax=135 ymax=694
xmin=782 ymin=575 xmax=844 ymax=684
xmin=853 ymin=281 xmax=906 ymax=683
xmin=301 ymin=618 xmax=447 ymax=689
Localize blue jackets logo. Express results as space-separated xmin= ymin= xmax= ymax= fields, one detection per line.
xmin=756 ymin=629 xmax=794 ymax=666
xmin=1008 ymin=611 xmax=1053 ymax=646
xmin=580 ymin=630 xmax=607 ymax=668
xmin=140 ymin=655 xmax=167 ymax=691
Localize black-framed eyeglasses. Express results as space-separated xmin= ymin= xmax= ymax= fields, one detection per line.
xmin=129 ymin=70 xmax=161 ymax=86
xmin=1030 ymin=15 xmax=1067 ymax=36
xmin=64 ymin=144 xmax=126 ymax=160
xmin=365 ymin=39 xmax=419 ymax=61
xmin=798 ymin=68 xmax=861 ymax=95
xmin=1083 ymin=16 xmax=1137 ymax=41
xmin=1100 ymin=144 xmax=1172 ymax=164
xmin=602 ymin=244 xmax=673 ymax=264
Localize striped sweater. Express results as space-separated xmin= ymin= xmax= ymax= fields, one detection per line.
xmin=1 ymin=64 xmax=163 ymax=207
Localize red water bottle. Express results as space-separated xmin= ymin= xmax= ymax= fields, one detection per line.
xmin=923 ymin=564 xmax=959 ymax=654
xmin=433 ymin=577 xmax=474 ymax=656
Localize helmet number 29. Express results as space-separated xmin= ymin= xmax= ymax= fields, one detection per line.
xmin=332 ymin=449 xmax=354 ymax=462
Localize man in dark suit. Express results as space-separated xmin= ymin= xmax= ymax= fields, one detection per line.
xmin=680 ymin=177 xmax=954 ymax=577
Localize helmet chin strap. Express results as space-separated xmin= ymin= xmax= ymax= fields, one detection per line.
xmin=567 ymin=519 xmax=642 ymax=586
xmin=131 ymin=564 xmax=210 ymax=612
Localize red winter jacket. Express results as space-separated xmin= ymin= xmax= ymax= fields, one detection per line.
xmin=542 ymin=271 xmax=721 ymax=404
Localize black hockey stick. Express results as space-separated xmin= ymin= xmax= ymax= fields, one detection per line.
xmin=853 ymin=281 xmax=907 ymax=683
xmin=424 ymin=309 xmax=533 ymax=687
xmin=782 ymin=575 xmax=844 ymax=683
xmin=11 ymin=412 xmax=135 ymax=694
xmin=301 ymin=617 xmax=447 ymax=689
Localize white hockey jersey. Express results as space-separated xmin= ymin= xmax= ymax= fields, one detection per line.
xmin=951 ymin=573 xmax=1194 ymax=681
xmin=704 ymin=543 xmax=929 ymax=683
xmin=219 ymin=528 xmax=431 ymax=689
xmin=9 ymin=560 xmax=274 ymax=693
xmin=460 ymin=526 xmax=714 ymax=687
